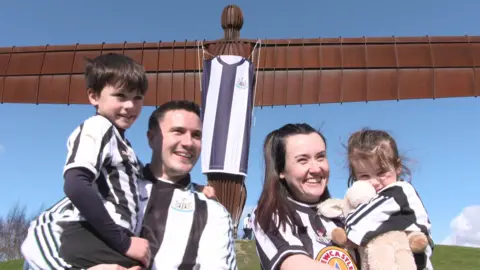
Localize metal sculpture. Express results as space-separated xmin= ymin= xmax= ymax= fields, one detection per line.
xmin=1 ymin=4 xmax=479 ymax=237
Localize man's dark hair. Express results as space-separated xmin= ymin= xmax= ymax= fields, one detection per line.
xmin=84 ymin=53 xmax=148 ymax=95
xmin=148 ymin=100 xmax=201 ymax=131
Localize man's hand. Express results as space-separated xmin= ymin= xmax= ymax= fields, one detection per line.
xmin=196 ymin=185 xmax=216 ymax=199
xmin=87 ymin=264 xmax=141 ymax=270
xmin=124 ymin=237 xmax=151 ymax=268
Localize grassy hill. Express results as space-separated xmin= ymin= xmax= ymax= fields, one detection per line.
xmin=1 ymin=242 xmax=479 ymax=269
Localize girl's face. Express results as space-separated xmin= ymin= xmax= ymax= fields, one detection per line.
xmin=352 ymin=159 xmax=399 ymax=192
xmin=280 ymin=133 xmax=329 ymax=203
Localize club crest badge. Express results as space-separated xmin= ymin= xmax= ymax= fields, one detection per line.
xmin=171 ymin=197 xmax=194 ymax=212
xmin=235 ymin=77 xmax=248 ymax=89
xmin=315 ymin=228 xmax=332 ymax=245
xmin=315 ymin=246 xmax=358 ymax=270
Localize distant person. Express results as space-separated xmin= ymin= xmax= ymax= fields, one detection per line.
xmin=252 ymin=124 xmax=359 ymax=270
xmin=344 ymin=128 xmax=434 ymax=269
xmin=242 ymin=214 xmax=252 ymax=240
xmin=20 ymin=54 xmax=214 ymax=270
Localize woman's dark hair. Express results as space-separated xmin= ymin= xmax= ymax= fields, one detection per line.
xmin=254 ymin=123 xmax=331 ymax=233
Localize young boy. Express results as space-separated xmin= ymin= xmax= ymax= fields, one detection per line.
xmin=21 ymin=53 xmax=151 ymax=269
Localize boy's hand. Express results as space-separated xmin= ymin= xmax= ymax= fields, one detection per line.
xmin=124 ymin=237 xmax=151 ymax=268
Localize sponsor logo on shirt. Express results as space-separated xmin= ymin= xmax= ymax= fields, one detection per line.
xmin=315 ymin=246 xmax=358 ymax=270
xmin=171 ymin=197 xmax=194 ymax=212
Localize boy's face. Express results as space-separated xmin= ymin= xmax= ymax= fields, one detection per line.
xmin=88 ymin=85 xmax=144 ymax=130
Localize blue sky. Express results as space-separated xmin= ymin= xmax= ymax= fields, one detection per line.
xmin=1 ymin=0 xmax=479 ymax=245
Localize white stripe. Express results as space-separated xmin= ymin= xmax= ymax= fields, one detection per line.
xmin=201 ymin=58 xmax=223 ymax=174
xmin=224 ymin=58 xmax=250 ymax=175
xmin=153 ymin=189 xmax=196 ymax=269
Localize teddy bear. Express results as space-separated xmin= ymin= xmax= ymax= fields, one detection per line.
xmin=317 ymin=181 xmax=429 ymax=270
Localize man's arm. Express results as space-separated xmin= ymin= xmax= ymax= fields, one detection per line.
xmin=197 ymin=202 xmax=237 ymax=270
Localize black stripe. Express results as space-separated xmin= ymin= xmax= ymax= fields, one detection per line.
xmin=346 ymin=196 xmax=389 ymax=230
xmin=209 ymin=60 xmax=240 ymax=170
xmin=96 ymin=126 xmax=114 ymax=173
xmin=269 ymin=246 xmax=306 ymax=270
xmin=200 ymin=59 xmax=212 ymax=121
xmin=255 ymin=240 xmax=269 ymax=270
xmin=139 ymin=180 xmax=175 ymax=265
xmin=225 ymin=217 xmax=236 ymax=269
xmin=33 ymin=229 xmax=56 ymax=270
xmin=117 ymin=141 xmax=140 ymax=226
xmin=239 ymin=61 xmax=255 ymax=174
xmin=293 ymin=211 xmax=313 ymax=257
xmin=178 ymin=194 xmax=208 ymax=269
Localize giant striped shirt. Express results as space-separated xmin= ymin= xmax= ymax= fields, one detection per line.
xmin=345 ymin=181 xmax=434 ymax=269
xmin=139 ymin=164 xmax=237 ymax=270
xmin=200 ymin=55 xmax=255 ymax=177
xmin=63 ymin=114 xmax=142 ymax=232
xmin=252 ymin=197 xmax=360 ymax=270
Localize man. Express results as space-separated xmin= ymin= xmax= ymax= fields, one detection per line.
xmin=23 ymin=100 xmax=235 ymax=270
xmin=139 ymin=100 xmax=237 ymax=269
xmin=242 ymin=214 xmax=252 ymax=240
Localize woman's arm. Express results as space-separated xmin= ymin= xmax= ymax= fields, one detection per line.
xmin=281 ymin=255 xmax=338 ymax=270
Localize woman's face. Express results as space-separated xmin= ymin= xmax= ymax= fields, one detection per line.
xmin=280 ymin=132 xmax=329 ymax=203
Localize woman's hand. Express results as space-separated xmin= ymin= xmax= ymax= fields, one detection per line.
xmin=281 ymin=254 xmax=339 ymax=270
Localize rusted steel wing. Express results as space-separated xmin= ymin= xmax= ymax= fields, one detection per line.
xmin=1 ymin=35 xmax=479 ymax=106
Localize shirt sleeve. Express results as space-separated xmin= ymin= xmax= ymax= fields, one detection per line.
xmin=345 ymin=181 xmax=432 ymax=246
xmin=63 ymin=115 xmax=114 ymax=178
xmin=63 ymin=167 xmax=132 ymax=254
xmin=251 ymin=210 xmax=309 ymax=270
xmin=196 ymin=200 xmax=237 ymax=270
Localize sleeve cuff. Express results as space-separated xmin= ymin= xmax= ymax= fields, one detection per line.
xmin=347 ymin=229 xmax=364 ymax=246
xmin=270 ymin=246 xmax=308 ymax=270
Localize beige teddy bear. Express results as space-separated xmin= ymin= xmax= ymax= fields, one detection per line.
xmin=317 ymin=181 xmax=429 ymax=270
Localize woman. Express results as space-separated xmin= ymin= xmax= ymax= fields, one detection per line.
xmin=252 ymin=123 xmax=360 ymax=270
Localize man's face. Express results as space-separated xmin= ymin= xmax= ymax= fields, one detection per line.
xmin=149 ymin=109 xmax=202 ymax=180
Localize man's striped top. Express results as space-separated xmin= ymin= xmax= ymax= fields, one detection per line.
xmin=345 ymin=180 xmax=434 ymax=269
xmin=200 ymin=55 xmax=255 ymax=177
xmin=252 ymin=197 xmax=360 ymax=270
xmin=139 ymin=164 xmax=238 ymax=270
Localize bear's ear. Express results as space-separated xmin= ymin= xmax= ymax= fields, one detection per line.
xmin=317 ymin=199 xmax=345 ymax=218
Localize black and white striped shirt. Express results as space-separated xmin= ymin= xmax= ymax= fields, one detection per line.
xmin=139 ymin=164 xmax=237 ymax=270
xmin=63 ymin=114 xmax=142 ymax=232
xmin=252 ymin=197 xmax=360 ymax=270
xmin=345 ymin=181 xmax=434 ymax=269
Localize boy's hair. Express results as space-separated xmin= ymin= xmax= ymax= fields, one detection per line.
xmin=148 ymin=100 xmax=201 ymax=132
xmin=84 ymin=53 xmax=148 ymax=95
xmin=346 ymin=128 xmax=411 ymax=186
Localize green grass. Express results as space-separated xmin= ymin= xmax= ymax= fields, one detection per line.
xmin=0 ymin=259 xmax=23 ymax=270
xmin=1 ymin=242 xmax=479 ymax=269
xmin=234 ymin=241 xmax=480 ymax=270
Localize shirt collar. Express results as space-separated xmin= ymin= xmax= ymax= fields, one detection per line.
xmin=142 ymin=164 xmax=192 ymax=190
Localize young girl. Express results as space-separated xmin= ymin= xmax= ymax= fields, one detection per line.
xmin=344 ymin=128 xmax=434 ymax=270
